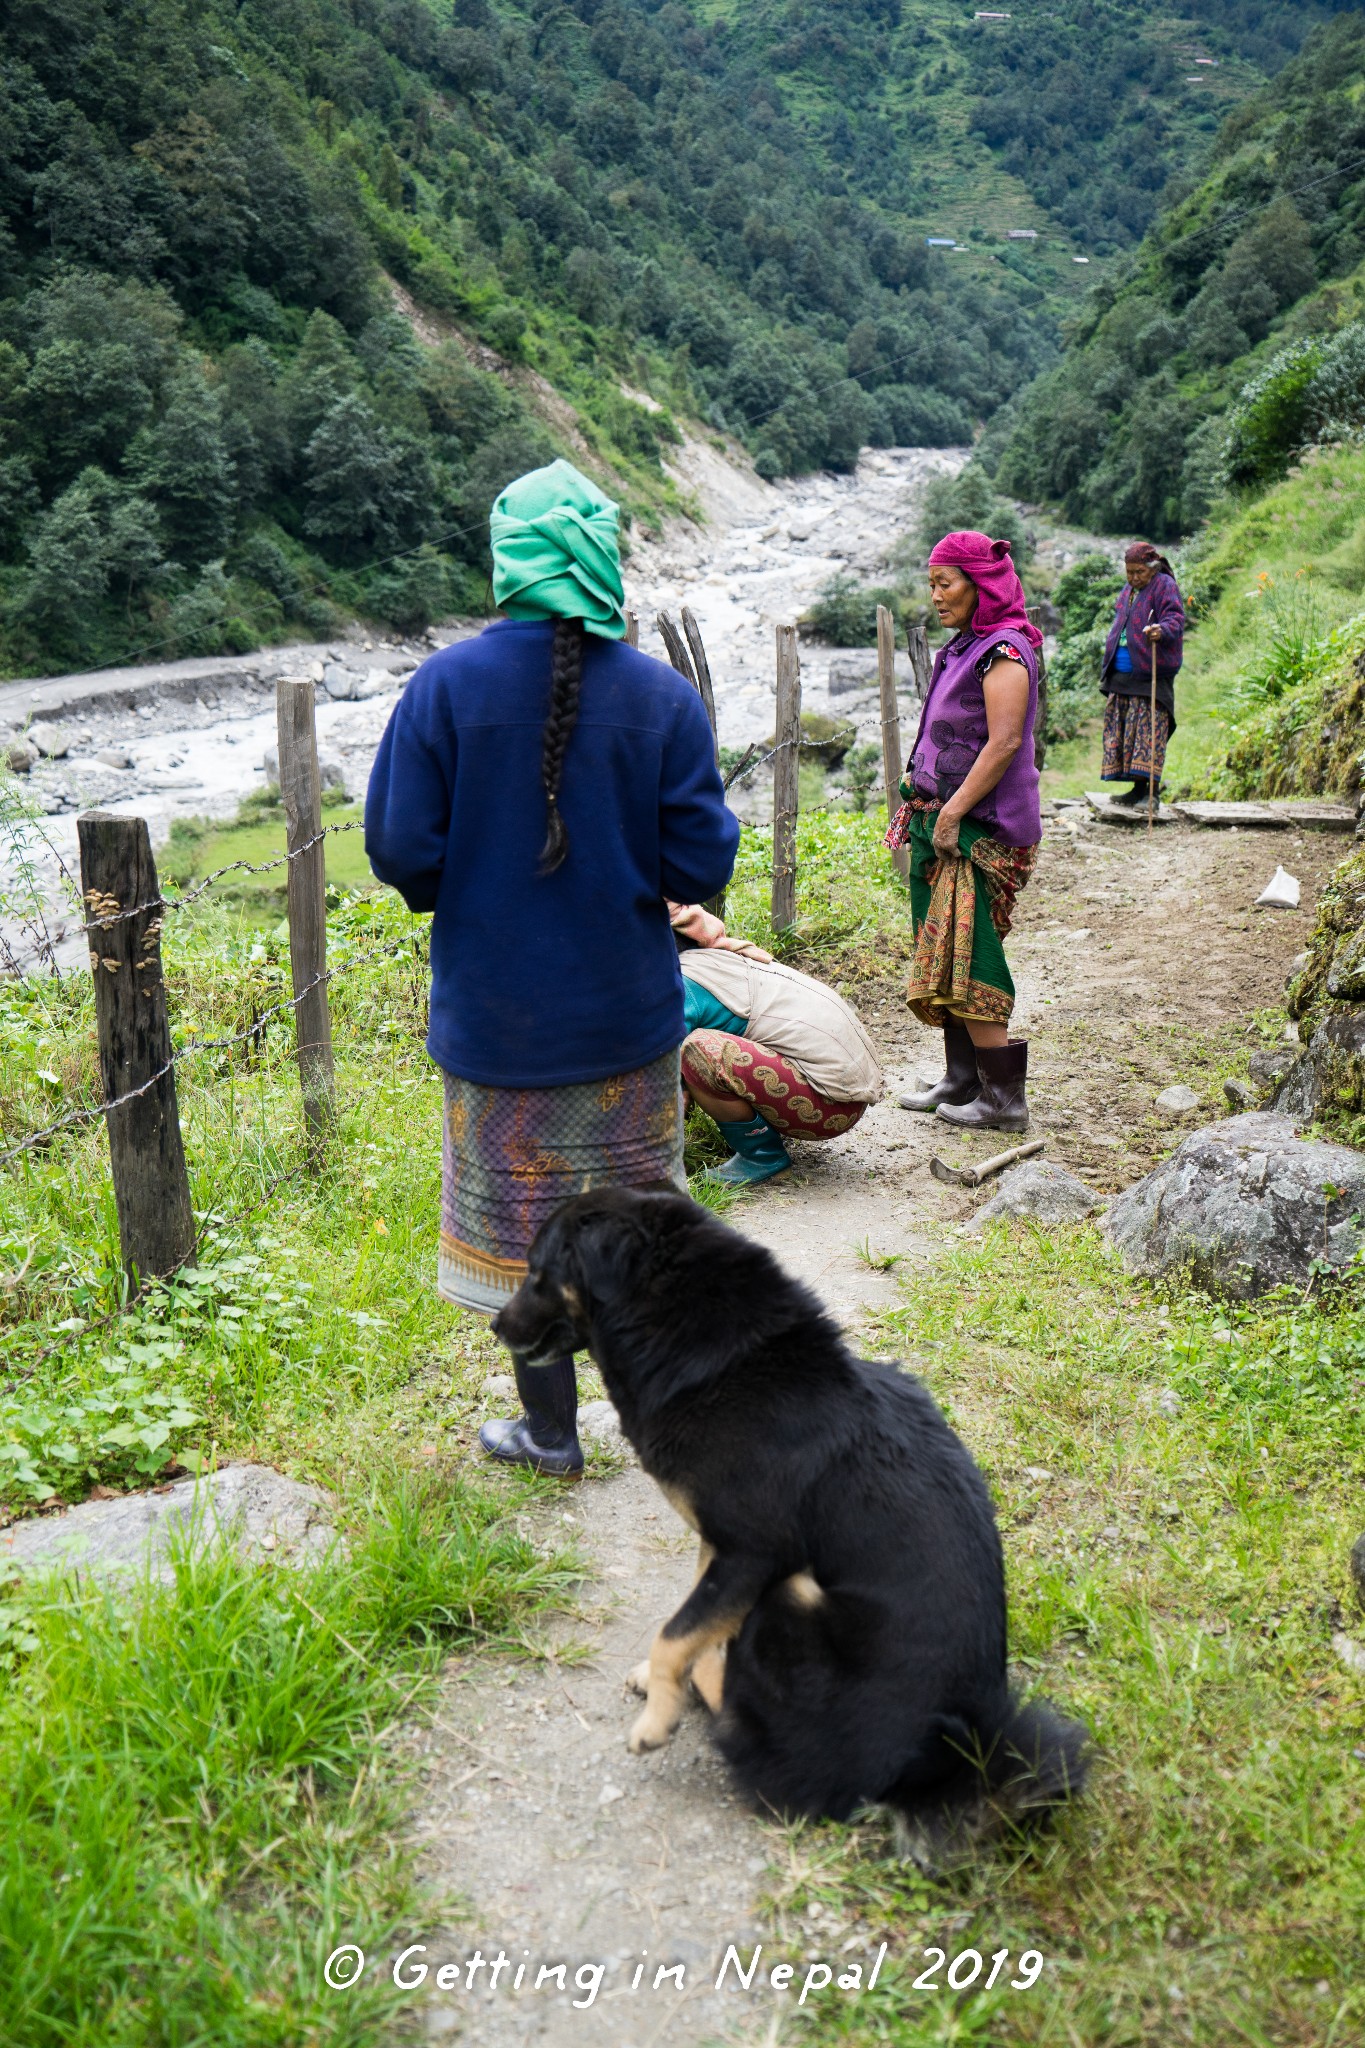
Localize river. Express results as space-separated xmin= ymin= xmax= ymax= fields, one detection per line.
xmin=0 ymin=437 xmax=1106 ymax=967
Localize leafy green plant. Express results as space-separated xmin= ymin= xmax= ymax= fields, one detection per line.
xmin=797 ymin=575 xmax=905 ymax=647
xmin=1223 ymin=338 xmax=1326 ymax=491
xmin=1043 ymin=552 xmax=1120 ymax=743
xmin=1233 ymin=574 xmax=1333 ymax=711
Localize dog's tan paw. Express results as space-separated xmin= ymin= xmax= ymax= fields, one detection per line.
xmin=625 ymin=1659 xmax=651 ymax=1697
xmin=627 ymin=1709 xmax=672 ymax=1753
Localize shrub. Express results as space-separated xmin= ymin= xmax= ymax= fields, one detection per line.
xmin=1223 ymin=339 xmax=1324 ymax=490
xmin=1045 ymin=553 xmax=1121 ymax=743
xmin=915 ymin=463 xmax=1032 ymax=564
xmin=797 ymin=574 xmax=903 ymax=646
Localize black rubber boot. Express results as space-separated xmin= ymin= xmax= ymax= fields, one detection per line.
xmin=935 ymin=1040 xmax=1029 ymax=1133
xmin=479 ymin=1354 xmax=583 ymax=1476
xmin=898 ymin=1021 xmax=980 ymax=1113
xmin=1114 ymin=780 xmax=1149 ymax=806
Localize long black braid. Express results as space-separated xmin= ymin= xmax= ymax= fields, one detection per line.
xmin=539 ymin=615 xmax=584 ymax=873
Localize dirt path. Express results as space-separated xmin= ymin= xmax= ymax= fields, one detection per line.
xmin=398 ymin=811 xmax=1342 ymax=2047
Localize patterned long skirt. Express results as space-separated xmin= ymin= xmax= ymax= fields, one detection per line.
xmin=886 ymin=803 xmax=1036 ymax=1029
xmin=438 ymin=1050 xmax=685 ymax=1315
xmin=1102 ymin=695 xmax=1171 ymax=785
xmin=680 ymin=1029 xmax=867 ymax=1139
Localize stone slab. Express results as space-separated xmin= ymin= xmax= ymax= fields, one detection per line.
xmin=1172 ymin=801 xmax=1287 ymax=828
xmin=0 ymin=1464 xmax=335 ymax=1583
xmin=1263 ymin=801 xmax=1356 ymax=833
xmin=1084 ymin=790 xmax=1176 ymax=825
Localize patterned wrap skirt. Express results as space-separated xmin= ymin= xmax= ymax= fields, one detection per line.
xmin=1102 ymin=695 xmax=1171 ymax=784
xmin=680 ymin=1029 xmax=867 ymax=1139
xmin=439 ymin=1049 xmax=685 ymax=1316
xmin=886 ymin=800 xmax=1037 ymax=1028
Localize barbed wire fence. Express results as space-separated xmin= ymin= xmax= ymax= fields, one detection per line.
xmin=3 ymin=605 xmax=925 ymax=1378
xmin=0 ymin=676 xmax=439 ymax=1392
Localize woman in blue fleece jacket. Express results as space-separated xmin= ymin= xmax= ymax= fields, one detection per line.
xmin=365 ymin=459 xmax=738 ymax=1474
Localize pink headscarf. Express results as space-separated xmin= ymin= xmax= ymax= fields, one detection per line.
xmin=927 ymin=529 xmax=1042 ymax=648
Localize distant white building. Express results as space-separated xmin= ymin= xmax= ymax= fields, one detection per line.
xmin=1073 ymin=255 xmax=1090 ymax=264
xmin=1006 ymin=228 xmax=1038 ymax=241
xmin=975 ymin=9 xmax=1011 ymax=17
xmin=926 ymin=236 xmax=955 ymax=247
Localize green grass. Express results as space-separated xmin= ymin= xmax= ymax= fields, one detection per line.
xmin=6 ymin=780 xmax=1365 ymax=2041
xmin=1168 ymin=445 xmax=1365 ymax=794
xmin=160 ymin=799 xmax=374 ymax=919
xmin=759 ymin=1229 xmax=1365 ymax=2045
xmin=1 ymin=1466 xmax=575 ymax=2047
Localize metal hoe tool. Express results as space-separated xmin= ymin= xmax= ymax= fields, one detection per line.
xmin=929 ymin=1138 xmax=1046 ymax=1189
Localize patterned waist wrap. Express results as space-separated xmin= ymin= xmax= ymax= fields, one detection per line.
xmin=439 ymin=1050 xmax=685 ymax=1315
xmin=886 ymin=797 xmax=1037 ymax=1027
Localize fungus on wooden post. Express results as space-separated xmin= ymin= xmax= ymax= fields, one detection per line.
xmin=276 ymin=676 xmax=335 ymax=1151
xmin=772 ymin=625 xmax=801 ymax=931
xmin=877 ymin=605 xmax=910 ymax=882
xmin=77 ymin=811 xmax=196 ymax=1282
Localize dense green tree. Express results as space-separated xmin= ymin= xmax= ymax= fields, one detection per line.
xmin=301 ymin=395 xmax=430 ymax=557
xmin=22 ymin=468 xmax=163 ymax=624
xmin=129 ymin=373 xmax=236 ymax=565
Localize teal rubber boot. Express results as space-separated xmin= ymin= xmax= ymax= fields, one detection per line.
xmin=706 ymin=1113 xmax=792 ymax=1187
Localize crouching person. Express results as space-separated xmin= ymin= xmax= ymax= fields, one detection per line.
xmin=670 ymin=903 xmax=882 ymax=1187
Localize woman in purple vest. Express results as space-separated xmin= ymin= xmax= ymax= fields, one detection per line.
xmin=1100 ymin=541 xmax=1185 ymax=804
xmin=887 ymin=530 xmax=1042 ymax=1131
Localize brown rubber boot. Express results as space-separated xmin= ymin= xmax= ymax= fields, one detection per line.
xmin=935 ymin=1040 xmax=1029 ymax=1133
xmin=898 ymin=1021 xmax=980 ymax=1113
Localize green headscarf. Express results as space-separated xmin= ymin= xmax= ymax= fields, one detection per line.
xmin=489 ymin=458 xmax=626 ymax=639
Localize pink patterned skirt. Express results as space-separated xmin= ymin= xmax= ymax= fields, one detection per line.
xmin=439 ymin=1050 xmax=685 ymax=1315
xmin=680 ymin=1029 xmax=866 ymax=1139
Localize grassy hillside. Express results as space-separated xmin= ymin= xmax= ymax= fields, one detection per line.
xmin=991 ymin=12 xmax=1365 ymax=538
xmin=1188 ymin=442 xmax=1365 ymax=799
xmin=0 ymin=0 xmax=1338 ymax=675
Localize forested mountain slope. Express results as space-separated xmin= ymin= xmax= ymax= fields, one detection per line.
xmin=990 ymin=12 xmax=1365 ymax=539
xmin=0 ymin=0 xmax=1344 ymax=673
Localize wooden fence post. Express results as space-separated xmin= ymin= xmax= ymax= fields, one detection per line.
xmin=78 ymin=812 xmax=196 ymax=1282
xmin=680 ymin=606 xmax=719 ymax=766
xmin=276 ymin=677 xmax=335 ymax=1151
xmin=905 ymin=619 xmax=932 ymax=702
xmin=877 ymin=605 xmax=910 ymax=882
xmin=675 ymin=606 xmax=727 ymax=916
xmin=624 ymin=609 xmax=639 ymax=647
xmin=1027 ymin=605 xmax=1049 ymax=773
xmin=772 ymin=625 xmax=801 ymax=931
xmin=655 ymin=611 xmax=696 ymax=688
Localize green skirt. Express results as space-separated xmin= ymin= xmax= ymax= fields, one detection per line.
xmin=903 ymin=807 xmax=1031 ymax=1028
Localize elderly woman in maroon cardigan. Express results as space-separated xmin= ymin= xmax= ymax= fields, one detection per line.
xmin=1100 ymin=541 xmax=1186 ymax=804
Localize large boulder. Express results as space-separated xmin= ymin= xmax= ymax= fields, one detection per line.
xmin=1103 ymin=1111 xmax=1365 ymax=1297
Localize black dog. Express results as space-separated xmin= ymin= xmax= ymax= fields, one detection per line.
xmin=493 ymin=1186 xmax=1088 ymax=1860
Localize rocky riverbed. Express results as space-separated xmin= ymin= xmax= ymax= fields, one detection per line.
xmin=0 ymin=436 xmax=1110 ymax=965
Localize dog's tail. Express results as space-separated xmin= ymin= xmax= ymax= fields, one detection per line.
xmin=885 ymin=1695 xmax=1090 ymax=1872
xmin=985 ymin=1694 xmax=1091 ymax=1817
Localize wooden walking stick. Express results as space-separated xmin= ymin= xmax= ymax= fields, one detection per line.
xmin=1147 ymin=628 xmax=1158 ymax=833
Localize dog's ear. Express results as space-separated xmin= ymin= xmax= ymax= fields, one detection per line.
xmin=565 ymin=1206 xmax=651 ymax=1307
